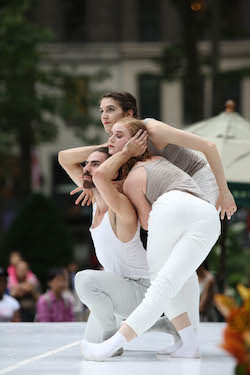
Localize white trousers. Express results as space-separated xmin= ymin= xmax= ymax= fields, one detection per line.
xmin=172 ymin=164 xmax=220 ymax=329
xmin=126 ymin=191 xmax=221 ymax=336
xmin=74 ymin=269 xmax=150 ymax=343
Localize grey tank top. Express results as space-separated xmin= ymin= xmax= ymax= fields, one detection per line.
xmin=148 ymin=140 xmax=207 ymax=177
xmin=143 ymin=119 xmax=207 ymax=176
xmin=134 ymin=158 xmax=207 ymax=205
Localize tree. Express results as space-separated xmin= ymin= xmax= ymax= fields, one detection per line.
xmin=159 ymin=0 xmax=208 ymax=123
xmin=0 ymin=0 xmax=108 ymax=198
xmin=3 ymin=193 xmax=73 ymax=287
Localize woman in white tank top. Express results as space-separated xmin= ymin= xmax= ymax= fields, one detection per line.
xmin=59 ymin=147 xmax=181 ymax=354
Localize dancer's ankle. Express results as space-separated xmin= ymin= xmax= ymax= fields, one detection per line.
xmin=171 ymin=325 xmax=200 ymax=359
xmin=119 ymin=323 xmax=137 ymax=342
xmin=171 ymin=312 xmax=191 ymax=331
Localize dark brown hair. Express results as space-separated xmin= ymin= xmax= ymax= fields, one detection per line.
xmin=95 ymin=146 xmax=110 ymax=157
xmin=101 ymin=91 xmax=138 ymax=118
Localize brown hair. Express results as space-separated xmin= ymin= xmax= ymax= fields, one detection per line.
xmin=95 ymin=146 xmax=110 ymax=157
xmin=101 ymin=91 xmax=138 ymax=118
xmin=116 ymin=118 xmax=152 ymax=179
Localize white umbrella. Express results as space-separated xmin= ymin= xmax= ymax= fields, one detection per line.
xmin=186 ymin=100 xmax=250 ymax=183
xmin=187 ymin=101 xmax=250 ymax=293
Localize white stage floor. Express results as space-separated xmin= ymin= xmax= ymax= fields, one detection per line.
xmin=0 ymin=322 xmax=235 ymax=375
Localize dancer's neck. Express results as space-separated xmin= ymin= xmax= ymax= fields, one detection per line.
xmin=93 ymin=189 xmax=109 ymax=215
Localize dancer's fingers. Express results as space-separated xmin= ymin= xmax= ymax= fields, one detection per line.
xmin=133 ymin=129 xmax=143 ymax=139
xmin=81 ymin=194 xmax=89 ymax=206
xmin=139 ymin=131 xmax=148 ymax=142
xmin=220 ymin=209 xmax=226 ymax=220
xmin=226 ymin=209 xmax=234 ymax=220
xmin=70 ymin=186 xmax=83 ymax=195
xmin=86 ymin=195 xmax=93 ymax=206
xmin=75 ymin=191 xmax=86 ymax=205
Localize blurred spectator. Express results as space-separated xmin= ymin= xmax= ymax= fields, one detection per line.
xmin=10 ymin=261 xmax=40 ymax=322
xmin=0 ymin=267 xmax=21 ymax=322
xmin=36 ymin=268 xmax=74 ymax=322
xmin=64 ymin=263 xmax=88 ymax=321
xmin=7 ymin=251 xmax=37 ymax=290
xmin=197 ymin=263 xmax=218 ymax=322
xmin=67 ymin=262 xmax=79 ymax=291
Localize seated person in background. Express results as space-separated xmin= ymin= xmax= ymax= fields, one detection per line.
xmin=36 ymin=268 xmax=74 ymax=322
xmin=10 ymin=261 xmax=40 ymax=322
xmin=7 ymin=251 xmax=38 ymax=290
xmin=0 ymin=267 xmax=21 ymax=322
xmin=197 ymin=262 xmax=218 ymax=322
xmin=64 ymin=264 xmax=86 ymax=322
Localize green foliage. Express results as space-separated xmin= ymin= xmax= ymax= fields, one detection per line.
xmin=0 ymin=0 xmax=109 ymax=194
xmin=158 ymin=44 xmax=185 ymax=81
xmin=0 ymin=0 xmax=56 ymax=135
xmin=208 ymin=221 xmax=250 ymax=294
xmin=235 ymin=363 xmax=249 ymax=375
xmin=2 ymin=194 xmax=73 ymax=286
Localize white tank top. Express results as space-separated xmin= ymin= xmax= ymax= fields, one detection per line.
xmin=90 ymin=205 xmax=149 ymax=280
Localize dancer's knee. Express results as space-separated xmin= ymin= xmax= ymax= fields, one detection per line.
xmin=74 ymin=270 xmax=98 ymax=302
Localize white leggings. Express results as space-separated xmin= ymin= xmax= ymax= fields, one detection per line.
xmin=126 ymin=191 xmax=221 ymax=336
xmin=172 ymin=164 xmax=220 ymax=329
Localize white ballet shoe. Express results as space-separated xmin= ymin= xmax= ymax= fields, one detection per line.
xmin=170 ymin=345 xmax=200 ymax=359
xmin=157 ymin=339 xmax=183 ymax=355
xmin=80 ymin=331 xmax=126 ymax=361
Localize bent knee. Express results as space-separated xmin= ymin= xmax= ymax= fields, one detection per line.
xmin=74 ymin=270 xmax=98 ymax=301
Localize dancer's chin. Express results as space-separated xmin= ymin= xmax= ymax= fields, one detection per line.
xmin=83 ymin=181 xmax=95 ymax=189
xmin=108 ymin=148 xmax=115 ymax=155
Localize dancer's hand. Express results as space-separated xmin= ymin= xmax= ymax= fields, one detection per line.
xmin=70 ymin=186 xmax=93 ymax=206
xmin=123 ymin=129 xmax=148 ymax=158
xmin=216 ymin=188 xmax=237 ymax=220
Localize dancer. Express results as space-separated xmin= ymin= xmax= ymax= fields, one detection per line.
xmin=72 ymin=91 xmax=236 ymax=220
xmin=64 ymin=91 xmax=235 ymax=350
xmin=58 ymin=147 xmax=180 ymax=353
xmin=68 ymin=90 xmax=232 ymax=337
xmin=80 ymin=118 xmax=221 ymax=361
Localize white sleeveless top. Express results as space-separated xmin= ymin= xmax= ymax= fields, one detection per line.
xmin=90 ymin=205 xmax=149 ymax=280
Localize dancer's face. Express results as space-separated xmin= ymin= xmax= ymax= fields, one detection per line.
xmin=48 ymin=274 xmax=67 ymax=295
xmin=100 ymin=98 xmax=132 ymax=133
xmin=82 ymin=151 xmax=109 ymax=188
xmin=108 ymin=122 xmax=131 ymax=155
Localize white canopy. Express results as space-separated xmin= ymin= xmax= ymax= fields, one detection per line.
xmin=186 ymin=102 xmax=250 ymax=183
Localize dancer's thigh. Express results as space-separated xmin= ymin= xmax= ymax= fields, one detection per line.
xmin=146 ymin=193 xmax=183 ymax=280
xmin=76 ymin=269 xmax=149 ymax=320
xmin=146 ymin=191 xmax=220 ymax=281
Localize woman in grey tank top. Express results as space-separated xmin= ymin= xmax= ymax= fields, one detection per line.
xmin=80 ymin=117 xmax=222 ymax=361
xmin=100 ymin=92 xmax=236 ymax=218
xmin=71 ymin=91 xmax=236 ymax=220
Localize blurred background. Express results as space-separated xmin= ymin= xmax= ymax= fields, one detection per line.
xmin=0 ymin=0 xmax=249 ymax=322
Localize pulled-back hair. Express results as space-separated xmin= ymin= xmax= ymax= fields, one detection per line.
xmin=102 ymin=91 xmax=138 ymax=118
xmin=116 ymin=118 xmax=152 ymax=179
xmin=95 ymin=146 xmax=110 ymax=157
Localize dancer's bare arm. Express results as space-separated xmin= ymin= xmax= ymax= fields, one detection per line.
xmin=93 ymin=165 xmax=137 ymax=227
xmin=58 ymin=144 xmax=107 ymax=187
xmin=123 ymin=172 xmax=151 ymax=231
xmin=93 ymin=130 xmax=148 ymax=225
xmin=146 ymin=119 xmax=237 ymax=219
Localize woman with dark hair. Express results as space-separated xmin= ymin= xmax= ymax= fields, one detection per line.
xmin=71 ymin=90 xmax=236 ymax=221
xmin=80 ymin=118 xmax=221 ymax=361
